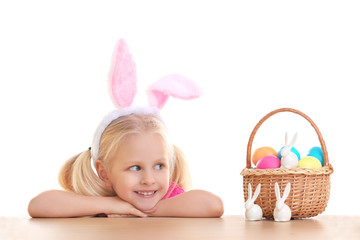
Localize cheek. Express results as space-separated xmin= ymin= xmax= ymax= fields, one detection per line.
xmin=111 ymin=173 xmax=137 ymax=194
xmin=159 ymin=170 xmax=170 ymax=186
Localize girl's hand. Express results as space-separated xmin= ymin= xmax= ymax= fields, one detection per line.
xmin=103 ymin=196 xmax=148 ymax=218
xmin=107 ymin=204 xmax=158 ymax=218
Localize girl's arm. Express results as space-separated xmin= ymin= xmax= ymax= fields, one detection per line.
xmin=28 ymin=190 xmax=147 ymax=218
xmin=149 ymin=190 xmax=224 ymax=217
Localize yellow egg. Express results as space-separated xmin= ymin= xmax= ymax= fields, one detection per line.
xmin=298 ymin=156 xmax=322 ymax=168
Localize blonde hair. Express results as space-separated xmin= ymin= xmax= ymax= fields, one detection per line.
xmin=59 ymin=114 xmax=192 ymax=196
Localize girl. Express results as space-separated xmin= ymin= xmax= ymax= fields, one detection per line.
xmin=28 ymin=40 xmax=224 ymax=218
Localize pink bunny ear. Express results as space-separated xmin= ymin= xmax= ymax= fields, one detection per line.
xmin=109 ymin=39 xmax=137 ymax=108
xmin=147 ymin=74 xmax=203 ymax=109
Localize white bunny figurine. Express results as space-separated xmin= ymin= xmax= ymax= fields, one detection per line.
xmin=280 ymin=132 xmax=299 ymax=168
xmin=245 ymin=183 xmax=263 ymax=221
xmin=273 ymin=182 xmax=292 ymax=222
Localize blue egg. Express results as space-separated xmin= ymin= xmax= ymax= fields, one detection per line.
xmin=307 ymin=147 xmax=324 ymax=166
xmin=278 ymin=146 xmax=301 ymax=160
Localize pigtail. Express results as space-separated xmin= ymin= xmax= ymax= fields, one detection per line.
xmin=171 ymin=145 xmax=192 ymax=191
xmin=58 ymin=150 xmax=114 ymax=196
xmin=58 ymin=153 xmax=79 ymax=192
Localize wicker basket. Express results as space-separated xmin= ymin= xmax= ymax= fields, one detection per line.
xmin=241 ymin=108 xmax=334 ymax=219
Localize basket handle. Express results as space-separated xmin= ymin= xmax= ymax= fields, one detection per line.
xmin=246 ymin=108 xmax=329 ymax=168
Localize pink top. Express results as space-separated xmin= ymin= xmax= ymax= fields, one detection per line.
xmin=162 ymin=182 xmax=185 ymax=199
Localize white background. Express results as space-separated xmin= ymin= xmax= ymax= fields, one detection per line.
xmin=1 ymin=0 xmax=359 ymax=216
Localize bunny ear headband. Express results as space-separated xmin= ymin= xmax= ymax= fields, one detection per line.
xmin=91 ymin=39 xmax=202 ymax=163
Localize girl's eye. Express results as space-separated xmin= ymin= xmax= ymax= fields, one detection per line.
xmin=155 ymin=164 xmax=164 ymax=170
xmin=129 ymin=166 xmax=141 ymax=171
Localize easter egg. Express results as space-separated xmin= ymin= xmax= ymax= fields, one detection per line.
xmin=278 ymin=146 xmax=301 ymax=160
xmin=252 ymin=147 xmax=278 ymax=166
xmin=307 ymin=147 xmax=324 ymax=166
xmin=298 ymin=156 xmax=322 ymax=168
xmin=256 ymin=155 xmax=281 ymax=169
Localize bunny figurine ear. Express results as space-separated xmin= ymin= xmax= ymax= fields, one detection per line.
xmin=274 ymin=182 xmax=280 ymax=200
xmin=290 ymin=133 xmax=298 ymax=148
xmin=282 ymin=182 xmax=291 ymax=200
xmin=109 ymin=39 xmax=137 ymax=108
xmin=248 ymin=183 xmax=252 ymax=200
xmin=253 ymin=184 xmax=261 ymax=201
xmin=147 ymin=74 xmax=203 ymax=109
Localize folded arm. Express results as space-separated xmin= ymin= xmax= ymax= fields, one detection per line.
xmin=28 ymin=190 xmax=146 ymax=218
xmin=149 ymin=190 xmax=224 ymax=217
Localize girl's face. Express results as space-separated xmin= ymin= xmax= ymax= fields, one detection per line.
xmin=106 ymin=132 xmax=170 ymax=211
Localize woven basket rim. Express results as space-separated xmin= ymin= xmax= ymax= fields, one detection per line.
xmin=241 ymin=165 xmax=334 ymax=176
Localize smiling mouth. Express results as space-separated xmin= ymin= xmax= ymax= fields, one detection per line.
xmin=135 ymin=191 xmax=157 ymax=197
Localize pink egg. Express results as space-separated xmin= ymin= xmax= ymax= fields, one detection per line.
xmin=256 ymin=155 xmax=281 ymax=169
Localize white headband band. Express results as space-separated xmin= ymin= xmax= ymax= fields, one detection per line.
xmin=90 ymin=106 xmax=163 ymax=164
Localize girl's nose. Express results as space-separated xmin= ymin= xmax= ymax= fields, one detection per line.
xmin=140 ymin=170 xmax=155 ymax=185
